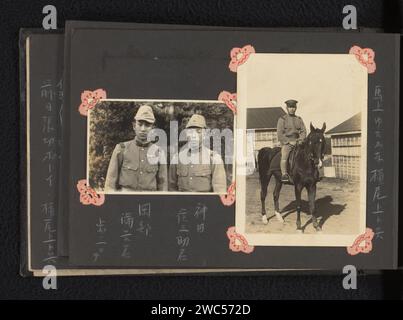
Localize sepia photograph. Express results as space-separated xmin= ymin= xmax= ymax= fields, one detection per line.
xmin=87 ymin=99 xmax=235 ymax=194
xmin=236 ymin=53 xmax=367 ymax=246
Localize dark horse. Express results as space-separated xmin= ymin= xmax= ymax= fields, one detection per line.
xmin=257 ymin=123 xmax=326 ymax=232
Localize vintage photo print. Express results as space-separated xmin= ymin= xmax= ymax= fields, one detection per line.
xmin=87 ymin=99 xmax=235 ymax=195
xmin=236 ymin=53 xmax=367 ymax=246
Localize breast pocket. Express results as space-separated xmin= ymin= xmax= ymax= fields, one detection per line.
xmin=120 ymin=165 xmax=138 ymax=188
xmin=146 ymin=165 xmax=158 ymax=173
xmin=122 ymin=158 xmax=139 ymax=171
xmin=193 ymin=165 xmax=212 ymax=177
xmin=147 ymin=154 xmax=160 ymax=166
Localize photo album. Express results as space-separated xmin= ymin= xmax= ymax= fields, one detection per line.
xmin=20 ymin=21 xmax=400 ymax=276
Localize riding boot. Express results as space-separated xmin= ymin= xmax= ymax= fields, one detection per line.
xmin=280 ymin=160 xmax=290 ymax=182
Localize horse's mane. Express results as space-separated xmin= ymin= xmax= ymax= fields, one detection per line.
xmin=295 ymin=140 xmax=309 ymax=158
xmin=295 ymin=129 xmax=326 ymax=160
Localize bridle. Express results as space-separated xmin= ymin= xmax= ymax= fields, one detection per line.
xmin=306 ymin=134 xmax=325 ymax=167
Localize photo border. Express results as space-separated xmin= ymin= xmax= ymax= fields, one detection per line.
xmin=86 ymin=99 xmax=237 ymax=196
xmin=235 ymin=53 xmax=368 ymax=247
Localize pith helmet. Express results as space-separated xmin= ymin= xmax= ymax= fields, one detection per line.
xmin=186 ymin=114 xmax=207 ymax=128
xmin=134 ymin=105 xmax=155 ymax=123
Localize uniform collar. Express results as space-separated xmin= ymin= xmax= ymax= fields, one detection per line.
xmin=134 ymin=137 xmax=151 ymax=147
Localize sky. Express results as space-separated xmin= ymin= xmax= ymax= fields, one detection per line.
xmin=238 ymin=53 xmax=367 ymax=132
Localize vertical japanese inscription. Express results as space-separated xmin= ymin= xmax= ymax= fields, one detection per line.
xmin=370 ymin=85 xmax=386 ymax=240
xmin=175 ymin=203 xmax=207 ymax=263
xmin=39 ymin=79 xmax=62 ymax=264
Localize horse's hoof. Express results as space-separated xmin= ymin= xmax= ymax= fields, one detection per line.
xmin=275 ymin=211 xmax=284 ymax=223
xmin=296 ymin=229 xmax=303 ymax=234
xmin=315 ymin=227 xmax=322 ymax=233
xmin=313 ymin=223 xmax=322 ymax=232
xmin=262 ymin=215 xmax=268 ymax=225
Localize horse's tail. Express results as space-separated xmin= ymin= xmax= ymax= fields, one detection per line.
xmin=257 ymin=147 xmax=279 ymax=184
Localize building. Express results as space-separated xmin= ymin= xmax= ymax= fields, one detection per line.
xmin=246 ymin=107 xmax=286 ymax=173
xmin=326 ymin=113 xmax=361 ymax=181
xmin=247 ymin=107 xmax=286 ymax=150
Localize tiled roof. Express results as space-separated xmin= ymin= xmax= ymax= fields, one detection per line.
xmin=326 ymin=113 xmax=361 ymax=135
xmin=247 ymin=107 xmax=286 ymax=129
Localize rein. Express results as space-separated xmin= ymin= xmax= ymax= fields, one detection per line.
xmin=296 ymin=139 xmax=321 ymax=167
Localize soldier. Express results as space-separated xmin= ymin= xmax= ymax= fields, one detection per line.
xmin=104 ymin=104 xmax=168 ymax=192
xmin=277 ymin=99 xmax=307 ymax=183
xmin=169 ymin=114 xmax=227 ymax=193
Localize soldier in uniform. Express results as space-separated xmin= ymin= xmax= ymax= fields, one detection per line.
xmin=277 ymin=99 xmax=307 ymax=183
xmin=169 ymin=114 xmax=227 ymax=193
xmin=104 ymin=104 xmax=168 ymax=192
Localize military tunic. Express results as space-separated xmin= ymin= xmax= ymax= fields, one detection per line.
xmin=105 ymin=139 xmax=168 ymax=192
xmin=277 ymin=113 xmax=307 ymax=176
xmin=168 ymin=146 xmax=227 ymax=193
xmin=276 ymin=114 xmax=307 ymax=145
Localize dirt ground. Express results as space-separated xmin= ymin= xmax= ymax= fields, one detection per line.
xmin=245 ymin=173 xmax=361 ymax=235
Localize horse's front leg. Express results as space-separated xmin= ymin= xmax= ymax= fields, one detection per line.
xmin=294 ymin=184 xmax=303 ymax=232
xmin=273 ymin=173 xmax=284 ymax=223
xmin=308 ymin=184 xmax=321 ymax=231
xmin=260 ymin=174 xmax=270 ymax=224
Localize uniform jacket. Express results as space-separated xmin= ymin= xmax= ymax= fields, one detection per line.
xmin=104 ymin=139 xmax=168 ymax=192
xmin=276 ymin=114 xmax=307 ymax=145
xmin=168 ymin=146 xmax=227 ymax=193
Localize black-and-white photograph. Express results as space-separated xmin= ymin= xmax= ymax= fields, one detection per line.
xmin=236 ymin=53 xmax=367 ymax=246
xmin=87 ymin=100 xmax=234 ymax=194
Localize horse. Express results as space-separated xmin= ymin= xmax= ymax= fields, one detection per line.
xmin=257 ymin=123 xmax=326 ymax=232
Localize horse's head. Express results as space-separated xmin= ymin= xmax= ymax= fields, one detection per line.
xmin=306 ymin=122 xmax=326 ymax=168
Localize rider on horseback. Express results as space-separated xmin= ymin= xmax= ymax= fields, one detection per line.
xmin=277 ymin=99 xmax=307 ymax=183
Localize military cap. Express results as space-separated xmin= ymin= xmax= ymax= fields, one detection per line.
xmin=186 ymin=114 xmax=207 ymax=128
xmin=285 ymin=99 xmax=298 ymax=108
xmin=134 ymin=105 xmax=155 ymax=123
